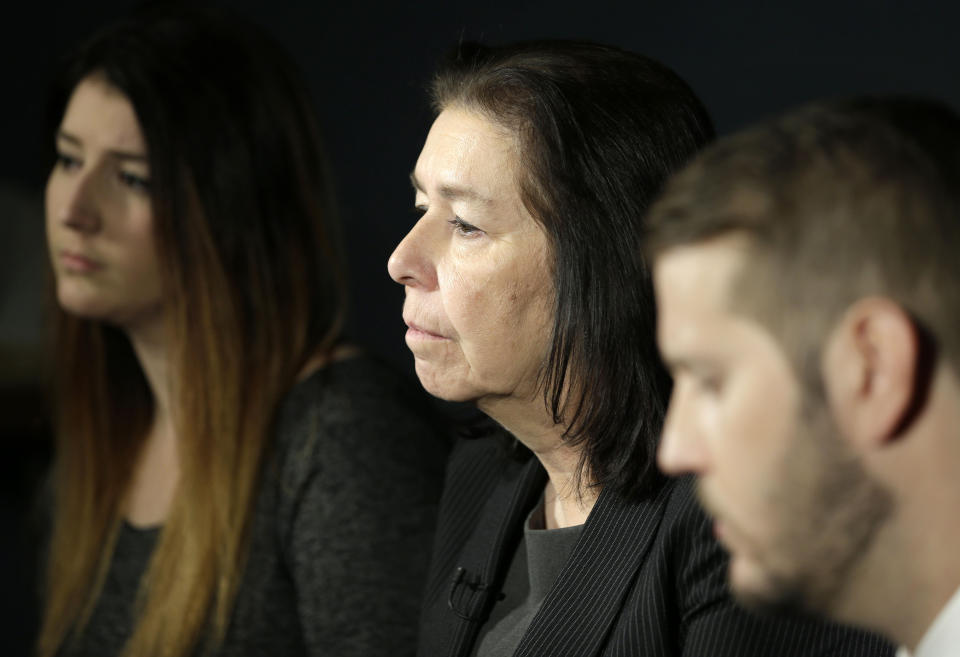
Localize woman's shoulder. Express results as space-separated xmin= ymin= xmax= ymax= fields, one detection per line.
xmin=443 ymin=431 xmax=533 ymax=496
xmin=268 ymin=353 xmax=450 ymax=501
xmin=658 ymin=474 xmax=711 ymax=534
xmin=276 ymin=353 xmax=444 ymax=445
xmin=283 ymin=352 xmax=435 ymax=420
xmin=646 ymin=474 xmax=728 ymax=585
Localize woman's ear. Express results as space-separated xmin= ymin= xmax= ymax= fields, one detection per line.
xmin=821 ymin=297 xmax=918 ymax=449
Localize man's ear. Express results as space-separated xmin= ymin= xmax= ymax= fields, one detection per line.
xmin=822 ymin=297 xmax=919 ymax=448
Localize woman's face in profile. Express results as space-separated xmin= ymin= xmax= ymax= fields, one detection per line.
xmin=45 ymin=75 xmax=163 ymax=330
xmin=389 ymin=107 xmax=554 ymax=409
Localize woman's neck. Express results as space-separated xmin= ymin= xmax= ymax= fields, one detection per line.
xmin=128 ymin=317 xmax=172 ymax=427
xmin=479 ymin=394 xmax=600 ymax=529
xmin=538 ymin=446 xmax=598 ymax=529
xmin=123 ymin=317 xmax=180 ymax=527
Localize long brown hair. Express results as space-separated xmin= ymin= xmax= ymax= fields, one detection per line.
xmin=39 ymin=7 xmax=346 ymax=656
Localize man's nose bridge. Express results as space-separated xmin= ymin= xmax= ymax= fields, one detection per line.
xmin=659 ymin=385 xmax=703 ymax=472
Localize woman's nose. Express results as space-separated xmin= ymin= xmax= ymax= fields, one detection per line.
xmin=53 ymin=169 xmax=103 ymax=234
xmin=388 ymin=216 xmax=438 ymax=290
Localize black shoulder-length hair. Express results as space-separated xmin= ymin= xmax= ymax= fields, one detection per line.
xmin=432 ymin=41 xmax=715 ymax=501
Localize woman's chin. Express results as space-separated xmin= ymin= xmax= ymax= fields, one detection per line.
xmin=56 ymin=292 xmax=110 ymax=322
xmin=413 ymin=363 xmax=479 ymax=403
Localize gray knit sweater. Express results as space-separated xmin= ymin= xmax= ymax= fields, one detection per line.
xmin=56 ymin=355 xmax=448 ymax=657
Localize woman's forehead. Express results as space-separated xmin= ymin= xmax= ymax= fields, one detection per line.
xmin=414 ymin=108 xmax=521 ymax=199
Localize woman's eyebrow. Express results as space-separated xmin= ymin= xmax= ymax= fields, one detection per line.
xmin=409 ymin=171 xmax=494 ymax=206
xmin=56 ymin=130 xmax=148 ymax=162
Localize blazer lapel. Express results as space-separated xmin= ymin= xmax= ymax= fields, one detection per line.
xmin=445 ymin=454 xmax=547 ymax=656
xmin=514 ymin=480 xmax=674 ymax=657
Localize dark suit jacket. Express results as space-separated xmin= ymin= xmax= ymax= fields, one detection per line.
xmin=418 ymin=437 xmax=894 ymax=657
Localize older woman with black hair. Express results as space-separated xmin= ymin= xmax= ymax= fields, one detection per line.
xmin=388 ymin=41 xmax=894 ymax=657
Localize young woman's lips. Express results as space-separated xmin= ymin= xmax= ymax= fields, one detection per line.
xmin=60 ymin=250 xmax=103 ymax=273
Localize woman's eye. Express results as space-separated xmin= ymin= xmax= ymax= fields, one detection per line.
xmin=119 ymin=171 xmax=151 ymax=193
xmin=55 ymin=152 xmax=81 ymax=170
xmin=448 ymin=217 xmax=483 ymax=238
xmin=697 ymin=375 xmax=724 ymax=395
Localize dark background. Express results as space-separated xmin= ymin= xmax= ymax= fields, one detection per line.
xmin=3 ymin=0 xmax=959 ymax=650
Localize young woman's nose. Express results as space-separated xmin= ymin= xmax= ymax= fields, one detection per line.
xmin=55 ymin=168 xmax=103 ymax=234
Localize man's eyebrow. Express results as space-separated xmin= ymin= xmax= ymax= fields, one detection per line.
xmin=409 ymin=171 xmax=494 ymax=205
xmin=56 ymin=130 xmax=148 ymax=162
xmin=662 ymin=354 xmax=725 ymax=379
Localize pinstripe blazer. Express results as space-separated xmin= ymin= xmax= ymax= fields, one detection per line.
xmin=418 ymin=437 xmax=895 ymax=657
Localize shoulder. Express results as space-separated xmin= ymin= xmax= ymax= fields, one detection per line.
xmin=420 ymin=433 xmax=533 ymax=608
xmin=268 ymin=355 xmax=450 ymax=524
xmin=274 ymin=355 xmax=447 ymax=467
xmin=656 ymin=474 xmax=720 ymax=566
xmin=438 ymin=433 xmax=532 ymax=520
xmin=634 ymin=476 xmax=895 ymax=657
xmin=246 ymin=356 xmax=449 ymax=656
xmin=277 ymin=354 xmax=442 ymax=439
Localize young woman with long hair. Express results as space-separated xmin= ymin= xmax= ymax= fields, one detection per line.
xmin=39 ymin=7 xmax=446 ymax=657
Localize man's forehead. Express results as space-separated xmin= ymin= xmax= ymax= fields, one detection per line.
xmin=654 ymin=234 xmax=754 ymax=314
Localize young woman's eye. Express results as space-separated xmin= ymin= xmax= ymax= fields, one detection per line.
xmin=55 ymin=152 xmax=81 ymax=171
xmin=119 ymin=171 xmax=151 ymax=192
xmin=448 ymin=217 xmax=483 ymax=238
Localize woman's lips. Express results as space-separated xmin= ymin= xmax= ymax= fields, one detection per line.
xmin=60 ymin=250 xmax=103 ymax=273
xmin=404 ymin=320 xmax=449 ymax=341
xmin=713 ymin=518 xmax=726 ymax=542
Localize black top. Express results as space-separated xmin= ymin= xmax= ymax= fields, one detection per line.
xmin=419 ymin=436 xmax=895 ymax=657
xmin=57 ymin=355 xmax=449 ymax=657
